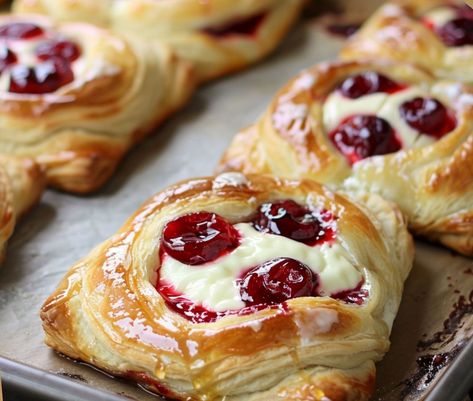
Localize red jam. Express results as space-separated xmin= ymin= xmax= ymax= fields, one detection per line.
xmin=338 ymin=72 xmax=406 ymax=99
xmin=0 ymin=46 xmax=17 ymax=73
xmin=456 ymin=4 xmax=473 ymax=20
xmin=161 ymin=212 xmax=240 ymax=266
xmin=35 ymin=39 xmax=81 ymax=62
xmin=238 ymin=258 xmax=319 ymax=306
xmin=202 ymin=13 xmax=266 ymax=37
xmin=252 ymin=200 xmax=335 ymax=245
xmin=0 ymin=22 xmax=44 ymax=40
xmin=331 ymin=281 xmax=368 ymax=305
xmin=8 ymin=59 xmax=74 ymax=94
xmin=399 ymin=97 xmax=456 ymax=138
xmin=326 ymin=22 xmax=361 ymax=38
xmin=329 ymin=115 xmax=402 ymax=164
xmin=157 ymin=282 xmax=274 ymax=324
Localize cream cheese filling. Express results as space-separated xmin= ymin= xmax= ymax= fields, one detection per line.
xmin=159 ymin=223 xmax=362 ymax=312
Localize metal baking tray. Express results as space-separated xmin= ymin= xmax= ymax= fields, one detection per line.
xmin=0 ymin=1 xmax=472 ymax=400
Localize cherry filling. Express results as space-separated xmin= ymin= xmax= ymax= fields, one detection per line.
xmin=399 ymin=97 xmax=456 ymax=138
xmin=238 ymin=258 xmax=319 ymax=306
xmin=0 ymin=46 xmax=17 ymax=73
xmin=456 ymin=4 xmax=473 ymax=20
xmin=436 ymin=17 xmax=473 ymax=46
xmin=202 ymin=13 xmax=266 ymax=37
xmin=8 ymin=59 xmax=74 ymax=94
xmin=161 ymin=212 xmax=240 ymax=266
xmin=252 ymin=200 xmax=335 ymax=245
xmin=0 ymin=22 xmax=44 ymax=40
xmin=35 ymin=39 xmax=81 ymax=62
xmin=338 ymin=72 xmax=406 ymax=99
xmin=157 ymin=282 xmax=274 ymax=324
xmin=331 ymin=281 xmax=368 ymax=305
xmin=329 ymin=115 xmax=402 ymax=164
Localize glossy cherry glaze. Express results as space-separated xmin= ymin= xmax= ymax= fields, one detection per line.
xmin=338 ymin=72 xmax=406 ymax=99
xmin=8 ymin=59 xmax=74 ymax=94
xmin=161 ymin=212 xmax=240 ymax=266
xmin=331 ymin=280 xmax=368 ymax=305
xmin=202 ymin=13 xmax=266 ymax=37
xmin=456 ymin=4 xmax=473 ymax=20
xmin=0 ymin=22 xmax=44 ymax=40
xmin=437 ymin=17 xmax=473 ymax=46
xmin=0 ymin=46 xmax=17 ymax=73
xmin=36 ymin=39 xmax=81 ymax=62
xmin=329 ymin=115 xmax=402 ymax=164
xmin=326 ymin=22 xmax=361 ymax=38
xmin=252 ymin=200 xmax=335 ymax=245
xmin=238 ymin=258 xmax=319 ymax=306
xmin=399 ymin=97 xmax=456 ymax=138
xmin=157 ymin=281 xmax=278 ymax=324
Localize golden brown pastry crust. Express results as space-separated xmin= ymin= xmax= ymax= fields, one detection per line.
xmin=0 ymin=14 xmax=195 ymax=193
xmin=0 ymin=156 xmax=44 ymax=263
xmin=41 ymin=173 xmax=413 ymax=401
xmin=13 ymin=0 xmax=305 ymax=82
xmin=218 ymin=60 xmax=473 ymax=256
xmin=340 ymin=0 xmax=473 ymax=82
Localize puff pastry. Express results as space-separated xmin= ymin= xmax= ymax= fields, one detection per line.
xmin=41 ymin=173 xmax=413 ymax=401
xmin=219 ymin=60 xmax=473 ymax=256
xmin=0 ymin=14 xmax=195 ymax=193
xmin=13 ymin=0 xmax=305 ymax=82
xmin=340 ymin=0 xmax=473 ymax=82
xmin=0 ymin=156 xmax=44 ymax=263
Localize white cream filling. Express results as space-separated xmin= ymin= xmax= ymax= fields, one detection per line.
xmin=159 ymin=223 xmax=362 ymax=312
xmin=423 ymin=6 xmax=457 ymax=28
xmin=323 ymin=87 xmax=439 ymax=151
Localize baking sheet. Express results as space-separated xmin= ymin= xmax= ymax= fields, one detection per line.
xmin=0 ymin=1 xmax=472 ymax=400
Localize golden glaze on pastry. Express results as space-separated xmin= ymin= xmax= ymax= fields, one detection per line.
xmin=13 ymin=0 xmax=305 ymax=82
xmin=0 ymin=156 xmax=44 ymax=262
xmin=340 ymin=0 xmax=473 ymax=82
xmin=219 ymin=60 xmax=473 ymax=256
xmin=41 ymin=173 xmax=413 ymax=401
xmin=0 ymin=14 xmax=195 ymax=193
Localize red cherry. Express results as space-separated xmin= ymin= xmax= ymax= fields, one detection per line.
xmin=437 ymin=18 xmax=473 ymax=46
xmin=161 ymin=212 xmax=240 ymax=266
xmin=252 ymin=200 xmax=334 ymax=245
xmin=238 ymin=258 xmax=318 ymax=306
xmin=8 ymin=59 xmax=74 ymax=94
xmin=36 ymin=39 xmax=81 ymax=62
xmin=329 ymin=115 xmax=401 ymax=164
xmin=0 ymin=22 xmax=44 ymax=40
xmin=338 ymin=72 xmax=405 ymax=99
xmin=399 ymin=97 xmax=456 ymax=138
xmin=0 ymin=45 xmax=17 ymax=73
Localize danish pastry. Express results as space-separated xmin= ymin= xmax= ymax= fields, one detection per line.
xmin=12 ymin=0 xmax=305 ymax=82
xmin=41 ymin=173 xmax=413 ymax=401
xmin=340 ymin=0 xmax=473 ymax=82
xmin=0 ymin=14 xmax=195 ymax=193
xmin=219 ymin=60 xmax=473 ymax=256
xmin=0 ymin=156 xmax=44 ymax=262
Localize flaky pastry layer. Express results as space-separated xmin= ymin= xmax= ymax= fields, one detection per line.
xmin=0 ymin=14 xmax=195 ymax=193
xmin=0 ymin=155 xmax=44 ymax=263
xmin=13 ymin=0 xmax=305 ymax=83
xmin=340 ymin=0 xmax=473 ymax=83
xmin=218 ymin=60 xmax=473 ymax=256
xmin=41 ymin=173 xmax=413 ymax=401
